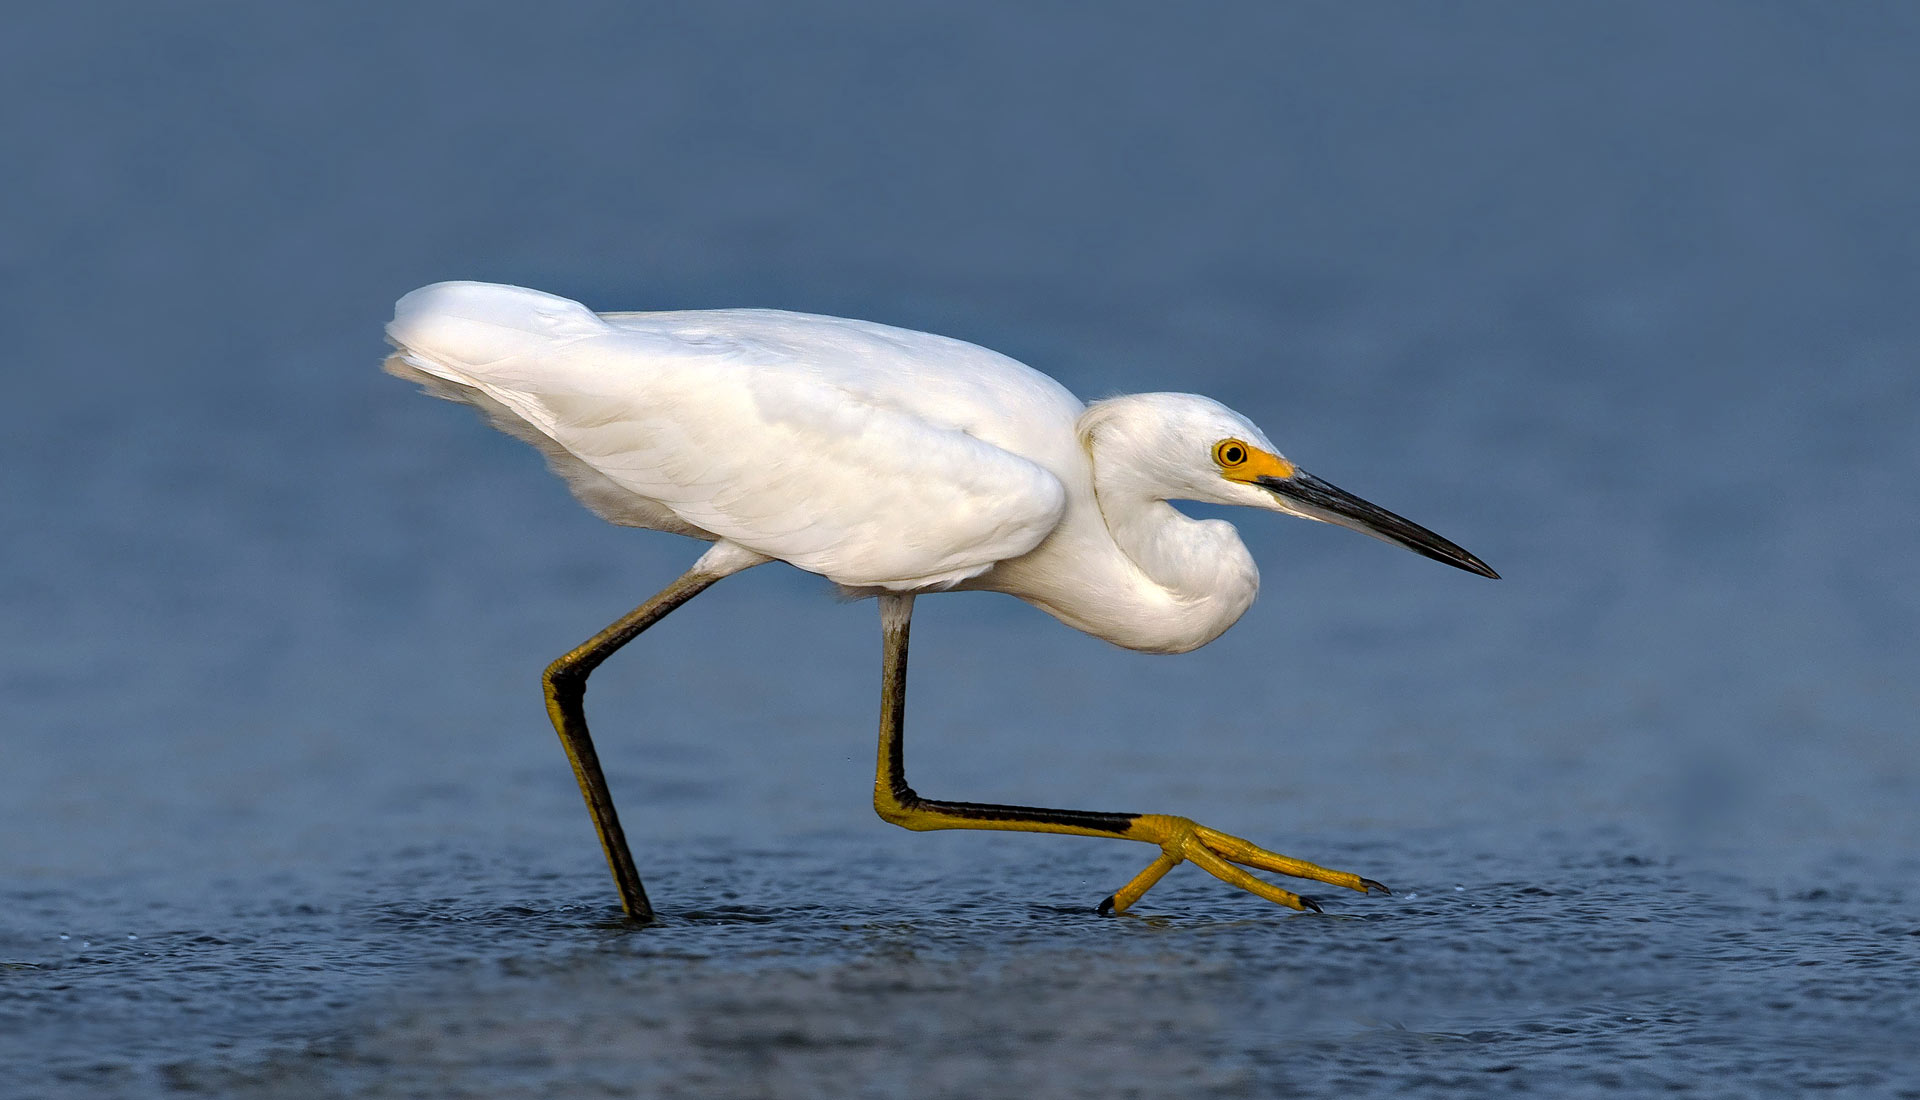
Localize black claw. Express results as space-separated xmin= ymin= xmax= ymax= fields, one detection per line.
xmin=1299 ymin=895 xmax=1324 ymax=914
xmin=1361 ymin=878 xmax=1391 ymax=896
xmin=1096 ymin=895 xmax=1116 ymax=916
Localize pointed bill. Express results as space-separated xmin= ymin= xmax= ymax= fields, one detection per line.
xmin=1255 ymin=472 xmax=1499 ymax=579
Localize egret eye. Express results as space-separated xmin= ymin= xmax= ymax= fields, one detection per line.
xmin=1213 ymin=439 xmax=1249 ymax=468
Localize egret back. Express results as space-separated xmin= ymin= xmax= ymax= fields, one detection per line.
xmin=386 ymin=282 xmax=1077 ymax=590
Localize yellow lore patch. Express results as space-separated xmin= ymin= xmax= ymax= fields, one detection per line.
xmin=1214 ymin=438 xmax=1295 ymax=483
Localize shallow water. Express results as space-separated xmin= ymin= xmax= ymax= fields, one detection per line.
xmin=14 ymin=835 xmax=1916 ymax=1097
xmin=5 ymin=3 xmax=1919 ymax=1097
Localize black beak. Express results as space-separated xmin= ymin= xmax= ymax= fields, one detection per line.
xmin=1255 ymin=472 xmax=1500 ymax=579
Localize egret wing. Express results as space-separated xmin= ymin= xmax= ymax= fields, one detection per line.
xmin=387 ymin=282 xmax=1072 ymax=589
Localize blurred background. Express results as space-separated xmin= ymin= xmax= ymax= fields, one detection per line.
xmin=3 ymin=3 xmax=1916 ymax=1096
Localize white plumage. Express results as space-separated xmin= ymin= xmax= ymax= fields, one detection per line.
xmin=387 ymin=281 xmax=1073 ymax=592
xmin=383 ymin=281 xmax=1497 ymax=920
xmin=387 ymin=281 xmax=1494 ymax=654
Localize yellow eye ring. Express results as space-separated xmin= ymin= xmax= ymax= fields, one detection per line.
xmin=1213 ymin=439 xmax=1250 ymax=468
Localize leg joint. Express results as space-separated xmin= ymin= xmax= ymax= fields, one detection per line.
xmin=543 ymin=657 xmax=586 ymax=701
xmin=874 ymin=785 xmax=922 ymax=827
xmin=543 ymin=660 xmax=572 ymax=685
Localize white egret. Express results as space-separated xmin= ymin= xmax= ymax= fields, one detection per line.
xmin=385 ymin=281 xmax=1497 ymax=921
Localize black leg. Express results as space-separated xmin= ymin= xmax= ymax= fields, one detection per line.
xmin=870 ymin=593 xmax=1384 ymax=914
xmin=541 ymin=567 xmax=721 ymax=921
xmin=873 ymin=593 xmax=1141 ymax=837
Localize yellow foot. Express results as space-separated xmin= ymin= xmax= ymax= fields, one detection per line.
xmin=1096 ymin=814 xmax=1389 ymax=915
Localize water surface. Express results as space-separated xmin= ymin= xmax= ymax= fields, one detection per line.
xmin=3 ymin=3 xmax=1917 ymax=1096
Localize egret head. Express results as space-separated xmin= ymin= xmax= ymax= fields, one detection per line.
xmin=1083 ymin=393 xmax=1499 ymax=579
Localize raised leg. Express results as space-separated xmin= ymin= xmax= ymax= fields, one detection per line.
xmin=541 ymin=543 xmax=763 ymax=922
xmin=872 ymin=594 xmax=1388 ymax=915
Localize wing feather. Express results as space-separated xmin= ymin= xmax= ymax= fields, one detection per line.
xmin=387 ymin=282 xmax=1072 ymax=589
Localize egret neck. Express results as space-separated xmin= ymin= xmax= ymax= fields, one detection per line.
xmin=1067 ymin=403 xmax=1262 ymax=655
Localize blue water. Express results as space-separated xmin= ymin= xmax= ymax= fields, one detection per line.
xmin=4 ymin=3 xmax=1918 ymax=1096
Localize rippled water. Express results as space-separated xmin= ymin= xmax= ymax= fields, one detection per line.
xmin=14 ymin=836 xmax=1915 ymax=1097
xmin=5 ymin=3 xmax=1919 ymax=1097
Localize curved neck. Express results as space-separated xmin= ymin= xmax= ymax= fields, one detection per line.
xmin=1100 ymin=496 xmax=1233 ymax=599
xmin=1087 ymin=441 xmax=1259 ymax=650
